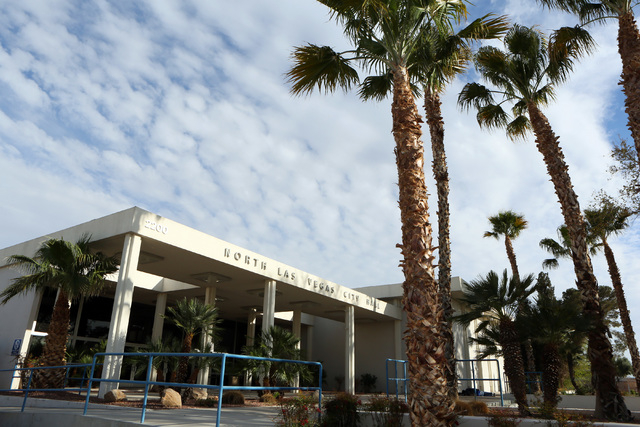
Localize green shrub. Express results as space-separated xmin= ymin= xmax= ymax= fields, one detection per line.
xmin=221 ymin=390 xmax=245 ymax=405
xmin=322 ymin=392 xmax=360 ymax=427
xmin=276 ymin=395 xmax=320 ymax=427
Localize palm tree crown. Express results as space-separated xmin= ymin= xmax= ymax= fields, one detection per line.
xmin=484 ymin=211 xmax=528 ymax=279
xmin=458 ymin=24 xmax=593 ymax=140
xmin=537 ymin=0 xmax=640 ymax=165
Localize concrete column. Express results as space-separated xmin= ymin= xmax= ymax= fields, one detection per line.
xmin=197 ymin=287 xmax=217 ymax=385
xmin=246 ymin=308 xmax=257 ymax=347
xmin=306 ymin=325 xmax=313 ymax=361
xmin=151 ymin=293 xmax=167 ymax=343
xmin=292 ymin=309 xmax=302 ymax=389
xmin=394 ymin=320 xmax=403 ymax=360
xmin=245 ymin=308 xmax=258 ymax=385
xmin=262 ymin=280 xmax=276 ymax=340
xmin=149 ymin=292 xmax=167 ymax=383
xmin=100 ymin=233 xmax=141 ymax=397
xmin=345 ymin=305 xmax=355 ymax=394
xmin=70 ymin=297 xmax=85 ymax=347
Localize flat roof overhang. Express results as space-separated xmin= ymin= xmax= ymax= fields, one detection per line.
xmin=1 ymin=207 xmax=402 ymax=323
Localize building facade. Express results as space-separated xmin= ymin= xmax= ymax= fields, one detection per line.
xmin=0 ymin=207 xmax=504 ymax=396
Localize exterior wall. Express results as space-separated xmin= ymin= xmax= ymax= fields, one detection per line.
xmin=0 ymin=266 xmax=39 ymax=387
xmin=311 ymin=316 xmax=344 ymax=391
xmin=355 ymin=320 xmax=396 ymax=393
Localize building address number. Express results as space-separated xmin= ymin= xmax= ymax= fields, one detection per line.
xmin=144 ymin=220 xmax=168 ymax=234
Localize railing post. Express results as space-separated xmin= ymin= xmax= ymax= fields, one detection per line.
xmin=215 ymin=353 xmax=227 ymax=427
xmin=21 ymin=368 xmax=33 ymax=412
xmin=140 ymin=355 xmax=154 ymax=423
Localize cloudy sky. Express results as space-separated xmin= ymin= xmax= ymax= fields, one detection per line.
xmin=0 ymin=1 xmax=638 ymax=336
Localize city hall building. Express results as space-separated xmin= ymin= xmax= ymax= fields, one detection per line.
xmin=0 ymin=207 xmax=503 ymax=396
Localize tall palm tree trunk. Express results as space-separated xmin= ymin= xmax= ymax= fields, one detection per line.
xmin=499 ymin=319 xmax=530 ymax=414
xmin=35 ymin=290 xmax=71 ymax=389
xmin=505 ymin=235 xmax=539 ymax=393
xmin=424 ymin=90 xmax=457 ymax=401
xmin=566 ymin=353 xmax=580 ymax=393
xmin=504 ymin=236 xmax=520 ymax=281
xmin=602 ymin=240 xmax=640 ymax=392
xmin=394 ymin=68 xmax=454 ymax=426
xmin=617 ymin=11 xmax=640 ymax=165
xmin=177 ymin=333 xmax=194 ymax=385
xmin=527 ymin=103 xmax=630 ymax=421
xmin=542 ymin=342 xmax=562 ymax=408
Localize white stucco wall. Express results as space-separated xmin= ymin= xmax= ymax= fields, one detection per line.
xmin=311 ymin=316 xmax=345 ymax=391
xmin=355 ymin=320 xmax=396 ymax=393
xmin=0 ymin=266 xmax=39 ymax=388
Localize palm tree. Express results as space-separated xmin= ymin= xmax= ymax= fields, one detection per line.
xmin=484 ymin=211 xmax=528 ymax=280
xmin=241 ymin=326 xmax=311 ymax=391
xmin=1 ymin=235 xmax=118 ymax=388
xmin=361 ymin=14 xmax=509 ymax=401
xmin=537 ymin=0 xmax=640 ymax=166
xmin=455 ymin=270 xmax=536 ymax=415
xmin=165 ymin=297 xmax=220 ymax=385
xmin=287 ymin=1 xmax=478 ymax=424
xmin=483 ymin=211 xmax=540 ymax=393
xmin=585 ymin=199 xmax=640 ymax=392
xmin=521 ymin=287 xmax=583 ymax=408
xmin=419 ymin=19 xmax=508 ymax=400
xmin=458 ymin=25 xmax=630 ymax=421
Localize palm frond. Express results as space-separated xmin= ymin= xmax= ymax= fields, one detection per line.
xmin=456 ymin=14 xmax=510 ymax=41
xmin=286 ymin=44 xmax=359 ymax=96
xmin=506 ymin=115 xmax=531 ymax=140
xmin=457 ymin=82 xmax=495 ymax=110
xmin=477 ymin=104 xmax=509 ymax=130
xmin=547 ymin=26 xmax=595 ymax=83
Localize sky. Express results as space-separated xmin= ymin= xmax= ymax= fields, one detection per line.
xmin=0 ymin=1 xmax=638 ymax=341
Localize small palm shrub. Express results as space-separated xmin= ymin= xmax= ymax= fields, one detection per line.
xmin=321 ymin=393 xmax=360 ymax=427
xmin=470 ymin=401 xmax=489 ymax=415
xmin=454 ymin=400 xmax=472 ymax=415
xmin=260 ymin=392 xmax=278 ymax=404
xmin=195 ymin=397 xmax=218 ymax=407
xmin=360 ymin=373 xmax=377 ymax=393
xmin=221 ymin=390 xmax=245 ymax=405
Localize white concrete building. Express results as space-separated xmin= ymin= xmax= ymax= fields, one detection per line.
xmin=0 ymin=207 xmax=504 ymax=396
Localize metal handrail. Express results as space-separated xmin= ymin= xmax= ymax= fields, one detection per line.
xmin=384 ymin=358 xmax=505 ymax=407
xmin=385 ymin=358 xmax=408 ymax=402
xmin=1 ymin=352 xmax=322 ymax=427
xmin=456 ymin=358 xmax=504 ymax=406
xmin=84 ymin=352 xmax=322 ymax=426
xmin=0 ymin=363 xmax=96 ymax=411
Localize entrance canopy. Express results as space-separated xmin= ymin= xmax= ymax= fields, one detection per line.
xmin=8 ymin=207 xmax=401 ymax=323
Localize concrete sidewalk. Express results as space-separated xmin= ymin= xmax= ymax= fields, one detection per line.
xmin=0 ymin=395 xmax=281 ymax=426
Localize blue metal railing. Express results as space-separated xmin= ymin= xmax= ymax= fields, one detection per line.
xmin=385 ymin=358 xmax=408 ymax=402
xmin=1 ymin=352 xmax=322 ymax=427
xmin=0 ymin=362 xmax=95 ymax=411
xmin=385 ymin=358 xmax=504 ymax=407
xmin=456 ymin=358 xmax=504 ymax=406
